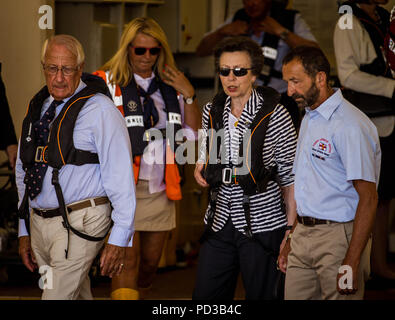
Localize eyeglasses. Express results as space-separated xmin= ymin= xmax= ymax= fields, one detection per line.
xmin=130 ymin=46 xmax=161 ymax=56
xmin=218 ymin=67 xmax=253 ymax=77
xmin=43 ymin=65 xmax=79 ymax=76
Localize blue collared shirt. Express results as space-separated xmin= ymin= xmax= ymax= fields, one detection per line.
xmin=293 ymin=89 xmax=381 ymax=222
xmin=16 ymin=80 xmax=136 ymax=246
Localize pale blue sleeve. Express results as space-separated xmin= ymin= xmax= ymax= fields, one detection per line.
xmin=91 ymin=94 xmax=136 ymax=247
xmin=334 ymin=124 xmax=381 ymax=184
xmin=16 ymin=141 xmax=29 ymax=237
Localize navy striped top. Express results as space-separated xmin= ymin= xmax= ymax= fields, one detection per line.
xmin=199 ymin=88 xmax=297 ymax=235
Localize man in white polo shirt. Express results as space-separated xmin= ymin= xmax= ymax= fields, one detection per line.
xmin=279 ymin=46 xmax=381 ymax=300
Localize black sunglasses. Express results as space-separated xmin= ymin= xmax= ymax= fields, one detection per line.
xmin=218 ymin=67 xmax=253 ymax=77
xmin=131 ymin=46 xmax=161 ymax=56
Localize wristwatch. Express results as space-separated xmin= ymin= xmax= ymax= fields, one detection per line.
xmin=184 ymin=94 xmax=196 ymax=104
xmin=279 ymin=29 xmax=290 ymax=41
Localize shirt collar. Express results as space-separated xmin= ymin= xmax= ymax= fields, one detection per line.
xmin=306 ymin=88 xmax=342 ymax=121
xmin=134 ymin=72 xmax=155 ymax=82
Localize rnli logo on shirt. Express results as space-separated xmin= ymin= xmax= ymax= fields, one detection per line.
xmin=312 ymin=138 xmax=332 ymax=161
xmin=127 ymin=100 xmax=138 ymax=112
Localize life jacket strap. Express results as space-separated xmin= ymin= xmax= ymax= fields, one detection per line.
xmin=51 ymin=168 xmax=111 ymax=259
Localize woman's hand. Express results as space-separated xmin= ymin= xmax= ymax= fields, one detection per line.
xmin=194 ymin=162 xmax=209 ymax=188
xmin=162 ymin=65 xmax=195 ymax=99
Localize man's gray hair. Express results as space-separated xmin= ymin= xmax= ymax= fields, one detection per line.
xmin=41 ymin=34 xmax=85 ymax=66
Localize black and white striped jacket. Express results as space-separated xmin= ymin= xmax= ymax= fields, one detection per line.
xmin=199 ymin=88 xmax=297 ymax=235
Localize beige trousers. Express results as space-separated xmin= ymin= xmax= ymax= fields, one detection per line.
xmin=285 ymin=221 xmax=371 ymax=300
xmin=30 ymin=201 xmax=111 ymax=300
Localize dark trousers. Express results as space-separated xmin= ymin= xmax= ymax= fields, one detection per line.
xmin=378 ymin=128 xmax=395 ymax=200
xmin=193 ymin=219 xmax=285 ymax=300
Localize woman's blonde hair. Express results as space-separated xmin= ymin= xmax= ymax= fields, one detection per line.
xmin=101 ymin=17 xmax=176 ymax=87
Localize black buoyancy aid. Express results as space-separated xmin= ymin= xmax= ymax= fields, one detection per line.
xmin=340 ymin=2 xmax=394 ymax=117
xmin=203 ymin=86 xmax=281 ymax=197
xmin=18 ymin=74 xmax=111 ymax=255
xmin=201 ymin=86 xmax=281 ymax=239
xmin=19 ymin=73 xmax=106 ymax=171
xmin=120 ymin=75 xmax=183 ymax=157
xmin=233 ymin=3 xmax=297 ymax=85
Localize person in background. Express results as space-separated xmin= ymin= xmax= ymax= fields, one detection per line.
xmin=280 ymin=46 xmax=380 ymax=299
xmin=193 ymin=36 xmax=297 ymax=300
xmin=94 ymin=17 xmax=200 ymax=300
xmin=0 ymin=63 xmax=18 ymax=170
xmin=334 ymin=0 xmax=395 ymax=287
xmin=196 ymin=0 xmax=318 ymax=129
xmin=16 ymin=35 xmax=136 ymax=300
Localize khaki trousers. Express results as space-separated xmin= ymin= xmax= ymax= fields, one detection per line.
xmin=285 ymin=221 xmax=371 ymax=300
xmin=30 ymin=201 xmax=111 ymax=300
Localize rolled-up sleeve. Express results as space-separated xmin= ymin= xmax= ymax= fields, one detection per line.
xmin=266 ymin=104 xmax=297 ymax=187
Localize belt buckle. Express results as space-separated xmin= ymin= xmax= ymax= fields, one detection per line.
xmin=302 ymin=216 xmax=315 ymax=227
xmin=36 ymin=208 xmax=48 ymax=217
xmin=41 ymin=209 xmax=50 ymax=217
xmin=222 ymin=168 xmax=232 ymax=184
xmin=35 ymin=146 xmax=45 ymax=163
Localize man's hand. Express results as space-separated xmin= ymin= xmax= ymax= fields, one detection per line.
xmin=219 ymin=20 xmax=249 ymax=36
xmin=100 ymin=243 xmax=126 ymax=278
xmin=336 ymin=179 xmax=378 ymax=295
xmin=251 ymin=16 xmax=284 ymax=36
xmin=18 ymin=236 xmax=37 ymax=272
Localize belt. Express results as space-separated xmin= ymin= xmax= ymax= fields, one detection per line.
xmin=297 ymin=215 xmax=336 ymax=226
xmin=33 ymin=196 xmax=110 ymax=219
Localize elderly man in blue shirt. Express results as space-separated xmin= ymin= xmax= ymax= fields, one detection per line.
xmin=279 ymin=46 xmax=381 ymax=300
xmin=16 ymin=35 xmax=136 ymax=300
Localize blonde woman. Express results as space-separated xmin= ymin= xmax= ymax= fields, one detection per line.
xmin=94 ymin=17 xmax=200 ymax=300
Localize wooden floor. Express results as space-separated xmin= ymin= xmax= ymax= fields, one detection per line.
xmin=1 ymin=257 xmax=395 ymax=300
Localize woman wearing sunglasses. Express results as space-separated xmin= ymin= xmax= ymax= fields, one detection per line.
xmin=193 ymin=36 xmax=297 ymax=300
xmin=94 ymin=17 xmax=200 ymax=300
